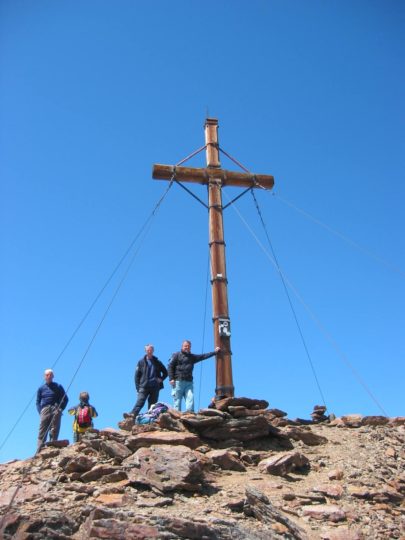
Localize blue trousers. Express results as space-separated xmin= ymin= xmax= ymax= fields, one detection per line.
xmin=172 ymin=380 xmax=194 ymax=412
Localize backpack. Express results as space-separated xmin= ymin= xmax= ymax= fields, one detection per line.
xmin=135 ymin=402 xmax=169 ymax=425
xmin=135 ymin=413 xmax=154 ymax=425
xmin=149 ymin=402 xmax=168 ymax=416
xmin=77 ymin=405 xmax=92 ymax=428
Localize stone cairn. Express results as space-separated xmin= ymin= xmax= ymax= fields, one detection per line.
xmin=311 ymin=404 xmax=329 ymax=423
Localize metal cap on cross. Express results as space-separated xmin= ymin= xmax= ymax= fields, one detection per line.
xmin=152 ymin=118 xmax=275 ymax=399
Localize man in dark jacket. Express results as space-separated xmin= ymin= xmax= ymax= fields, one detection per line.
xmin=126 ymin=344 xmax=168 ymax=420
xmin=168 ymin=340 xmax=220 ymax=413
xmin=36 ymin=368 xmax=68 ymax=451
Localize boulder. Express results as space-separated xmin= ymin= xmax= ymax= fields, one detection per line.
xmin=126 ymin=430 xmax=202 ymax=451
xmin=258 ymin=451 xmax=310 ymax=476
xmin=197 ymin=408 xmax=230 ymax=418
xmin=101 ymin=470 xmax=128 ymax=483
xmin=59 ymin=454 xmax=96 ymax=473
xmin=328 ymin=469 xmax=344 ymax=481
xmin=124 ymin=444 xmax=205 ymax=492
xmin=157 ymin=412 xmax=185 ymax=431
xmin=228 ymin=406 xmax=269 ymax=418
xmin=100 ymin=440 xmax=132 ymax=461
xmin=339 ymin=415 xmax=363 ymax=428
xmin=312 ymin=483 xmax=344 ymax=499
xmin=370 ymin=488 xmax=403 ymax=504
xmin=99 ymin=428 xmax=127 ymax=441
xmin=361 ymin=415 xmax=389 ymax=426
xmin=347 ymin=485 xmax=370 ymax=499
xmin=206 ymin=449 xmax=246 ymax=471
xmin=81 ymin=515 xmax=160 ymax=539
xmin=267 ymin=408 xmax=288 ymax=418
xmin=157 ymin=516 xmax=259 ymax=540
xmin=271 ymin=417 xmax=300 ymax=427
xmin=302 ymin=504 xmax=346 ymax=523
xmin=244 ymin=486 xmax=308 ymax=539
xmin=199 ymin=415 xmax=270 ymax=442
xmin=181 ymin=414 xmax=225 ymax=429
xmin=319 ymin=528 xmax=363 ymax=540
xmin=93 ymin=493 xmax=130 ymax=507
xmin=215 ymin=397 xmax=269 ymax=412
xmin=80 ymin=464 xmax=121 ymax=483
xmin=389 ymin=416 xmax=405 ymax=426
xmin=4 ymin=511 xmax=78 ymax=538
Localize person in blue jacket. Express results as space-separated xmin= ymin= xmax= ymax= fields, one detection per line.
xmin=36 ymin=369 xmax=68 ymax=451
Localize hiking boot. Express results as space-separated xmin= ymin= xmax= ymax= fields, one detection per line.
xmin=123 ymin=412 xmax=134 ymax=419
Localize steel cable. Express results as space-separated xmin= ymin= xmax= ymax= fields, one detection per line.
xmin=222 ymin=188 xmax=388 ymax=417
xmin=0 ymin=179 xmax=175 ymax=456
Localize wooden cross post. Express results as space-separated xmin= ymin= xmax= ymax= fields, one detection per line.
xmin=152 ymin=118 xmax=274 ymax=399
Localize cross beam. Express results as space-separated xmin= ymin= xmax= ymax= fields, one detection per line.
xmin=152 ymin=165 xmax=274 ymax=189
xmin=152 ymin=118 xmax=275 ymax=399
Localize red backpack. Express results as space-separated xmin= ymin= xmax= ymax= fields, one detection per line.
xmin=77 ymin=405 xmax=92 ymax=427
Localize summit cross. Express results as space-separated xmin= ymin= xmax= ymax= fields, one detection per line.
xmin=152 ymin=118 xmax=275 ymax=399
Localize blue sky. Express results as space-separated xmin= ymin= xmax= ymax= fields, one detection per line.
xmin=1 ymin=1 xmax=404 ymax=463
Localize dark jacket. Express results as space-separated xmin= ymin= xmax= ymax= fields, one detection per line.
xmin=135 ymin=355 xmax=168 ymax=391
xmin=36 ymin=382 xmax=68 ymax=413
xmin=168 ymin=351 xmax=216 ymax=382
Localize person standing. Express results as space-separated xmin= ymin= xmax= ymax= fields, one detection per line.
xmin=168 ymin=340 xmax=220 ymax=413
xmin=68 ymin=391 xmax=98 ymax=442
xmin=125 ymin=344 xmax=168 ymax=421
xmin=36 ymin=369 xmax=68 ymax=451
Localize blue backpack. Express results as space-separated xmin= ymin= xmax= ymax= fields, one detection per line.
xmin=135 ymin=402 xmax=169 ymax=425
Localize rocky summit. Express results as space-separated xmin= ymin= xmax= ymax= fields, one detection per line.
xmin=0 ymin=398 xmax=404 ymax=539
